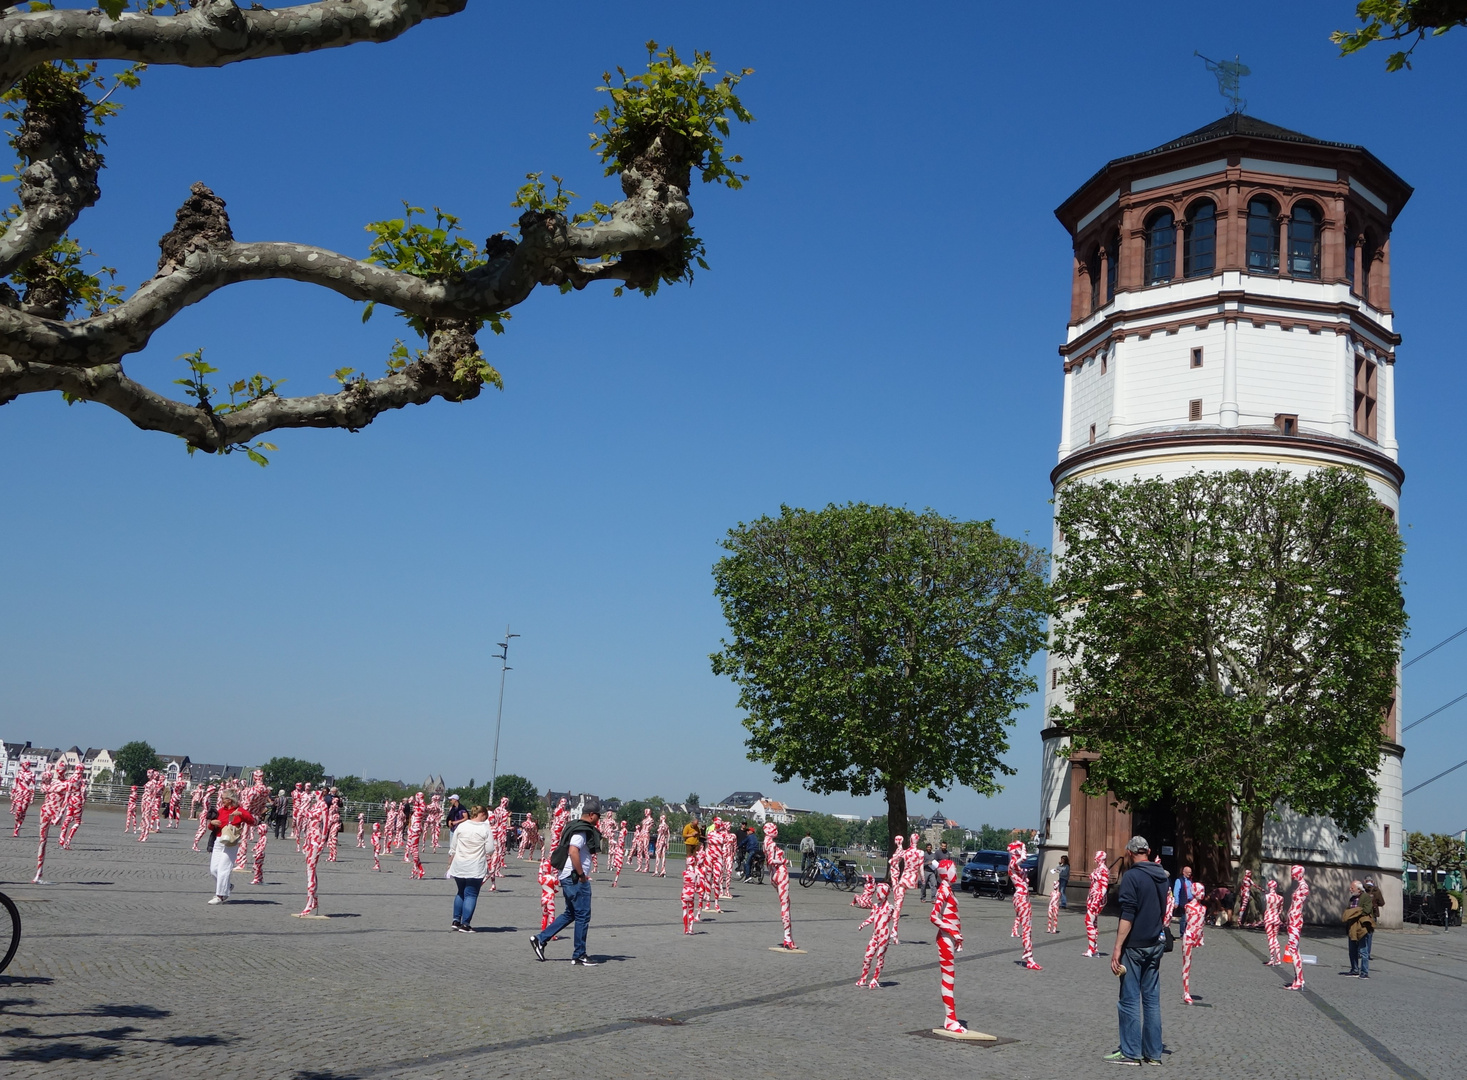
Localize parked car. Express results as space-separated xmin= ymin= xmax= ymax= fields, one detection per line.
xmin=961 ymin=850 xmax=1015 ymax=897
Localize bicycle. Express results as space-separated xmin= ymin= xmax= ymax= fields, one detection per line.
xmin=800 ymin=856 xmax=862 ymax=891
xmin=0 ymin=890 xmax=20 ymax=974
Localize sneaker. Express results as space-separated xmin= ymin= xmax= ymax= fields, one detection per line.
xmin=1359 ymin=973 xmax=1370 ymax=979
xmin=572 ymin=957 xmax=601 ymax=967
xmin=456 ymin=924 xmax=474 ymax=933
xmin=1342 ymin=970 xmax=1358 ymax=977
xmin=1143 ymin=1058 xmax=1162 ymax=1066
xmin=529 ymin=935 xmax=546 ymax=962
xmin=208 ymin=897 xmax=224 ymax=905
xmin=1102 ymin=1052 xmax=1142 ymax=1066
xmin=452 ymin=920 xmax=462 ymax=929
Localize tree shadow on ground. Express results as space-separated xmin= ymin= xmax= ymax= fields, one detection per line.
xmin=4 ymin=1040 xmax=124 ymax=1062
xmin=0 ymin=976 xmax=52 ymax=986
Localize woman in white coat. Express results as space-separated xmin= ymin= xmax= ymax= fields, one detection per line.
xmin=447 ymin=805 xmax=495 ymax=932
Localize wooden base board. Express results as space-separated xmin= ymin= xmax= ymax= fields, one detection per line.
xmin=930 ymin=1028 xmax=997 ymax=1042
xmin=291 ymin=913 xmax=330 ymax=920
xmin=768 ymin=946 xmax=807 ymax=953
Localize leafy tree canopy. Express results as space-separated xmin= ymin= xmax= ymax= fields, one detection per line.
xmin=260 ymin=756 xmax=325 ymax=791
xmin=1403 ymin=831 xmax=1467 ymax=891
xmin=113 ymin=740 xmax=160 ymax=784
xmin=1050 ymin=468 xmax=1406 ymax=872
xmin=711 ymin=503 xmax=1050 ymax=851
xmin=1334 ymin=0 xmax=1467 ymax=69
xmin=454 ymin=773 xmax=540 ymax=816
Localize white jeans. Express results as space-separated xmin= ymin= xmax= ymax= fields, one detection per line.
xmin=210 ymin=843 xmax=237 ymax=897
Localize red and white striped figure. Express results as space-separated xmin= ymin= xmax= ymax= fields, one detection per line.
xmin=57 ymin=765 xmax=86 ymax=849
xmin=326 ymin=797 xmax=342 ymax=863
xmin=594 ymin=810 xmax=614 ymax=874
xmin=354 ymin=812 xmax=365 ymax=848
xmin=144 ymin=770 xmax=165 ymax=838
xmin=370 ymin=822 xmax=384 ymax=871
xmin=126 ymin=784 xmax=140 ymax=834
xmin=486 ymin=798 xmax=510 ymax=890
xmin=428 ymin=795 xmax=443 ymax=852
xmin=853 ymin=874 xmax=877 ymax=909
xmin=655 ymin=813 xmax=670 ymax=876
xmin=700 ymin=819 xmax=724 ymax=912
xmin=764 ymin=821 xmax=796 ymax=948
xmin=1008 ymin=841 xmax=1042 ymax=969
xmin=857 ymin=897 xmax=897 ymax=987
xmin=1046 ymin=872 xmax=1062 ymax=933
xmin=33 ymin=764 xmax=70 ymax=882
xmin=884 ymin=836 xmax=907 ymax=937
xmin=297 ymin=789 xmax=328 ymax=915
xmin=404 ymin=793 xmax=427 ymax=880
xmin=136 ymin=770 xmax=163 ymax=842
xmin=1164 ymin=888 xmax=1176 ymax=928
xmin=717 ymin=819 xmax=736 ymax=898
xmin=1284 ymin=864 xmax=1309 ymax=989
xmin=1083 ymin=850 xmax=1109 ymax=957
xmin=929 ymin=858 xmax=966 ymax=1031
xmin=1237 ymin=869 xmax=1256 ymax=925
xmin=611 ymin=820 xmax=628 ymax=886
xmin=189 ymin=784 xmax=205 ymax=821
xmin=633 ymin=808 xmax=654 ymax=872
xmin=681 ymin=855 xmax=701 ymax=933
xmin=857 ymin=883 xmax=892 ymax=929
xmin=893 ymin=833 xmax=923 ymax=942
xmin=1263 ymin=879 xmax=1284 ymax=964
xmin=550 ymin=798 xmax=569 ymax=848
xmin=10 ymin=760 xmax=35 ymax=838
xmin=191 ymin=785 xmax=216 ymax=850
xmin=517 ymin=816 xmax=540 ymax=859
xmin=1181 ymin=885 xmax=1207 ymax=1003
xmin=537 ymin=857 xmax=559 ymax=931
xmin=167 ymin=776 xmax=187 ymax=827
xmin=237 ymin=772 xmax=270 ymax=871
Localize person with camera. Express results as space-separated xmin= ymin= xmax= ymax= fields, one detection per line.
xmin=206 ymin=791 xmax=257 ymax=905
xmin=530 ymin=797 xmax=602 ymax=966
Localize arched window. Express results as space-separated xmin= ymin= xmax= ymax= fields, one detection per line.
xmin=1183 ymin=200 xmax=1216 ymax=278
xmin=1246 ymin=197 xmax=1279 ymax=274
xmin=1144 ymin=209 xmax=1175 ymax=285
xmin=1288 ymin=202 xmax=1322 ymax=279
xmin=1345 ymin=215 xmax=1359 ymax=290
xmin=1086 ymin=244 xmax=1101 ymax=312
xmin=1105 ymin=229 xmax=1120 ymax=302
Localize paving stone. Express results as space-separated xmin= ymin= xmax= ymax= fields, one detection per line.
xmin=1 ymin=807 xmax=1461 ymax=1079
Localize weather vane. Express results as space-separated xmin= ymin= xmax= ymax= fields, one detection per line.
xmin=1195 ymin=52 xmax=1250 ymax=113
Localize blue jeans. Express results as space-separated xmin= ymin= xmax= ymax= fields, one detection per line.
xmin=1118 ymin=942 xmax=1164 ymax=1061
xmin=536 ymin=879 xmax=591 ymax=960
xmin=1349 ymin=931 xmax=1372 ymax=975
xmin=453 ymin=877 xmax=481 ymax=926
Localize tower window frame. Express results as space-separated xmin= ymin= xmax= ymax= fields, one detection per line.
xmin=1183 ymin=199 xmax=1216 ymax=278
xmin=1144 ymin=208 xmax=1176 ymax=286
xmin=1274 ymin=413 xmax=1298 ymax=436
xmin=1287 ymin=201 xmax=1322 ymax=280
xmin=1354 ymin=355 xmax=1378 ymax=440
xmin=1089 ymin=423 xmax=1096 ymax=445
xmin=1190 ymin=347 xmax=1204 ymax=368
xmin=1246 ymin=196 xmax=1280 ymax=275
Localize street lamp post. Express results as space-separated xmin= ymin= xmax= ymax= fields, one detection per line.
xmin=489 ymin=625 xmax=519 ymax=805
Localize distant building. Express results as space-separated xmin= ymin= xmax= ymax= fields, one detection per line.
xmin=747 ymin=798 xmax=794 ymax=824
xmin=157 ymin=755 xmax=192 ymax=785
xmin=720 ymin=791 xmax=764 ymax=810
xmin=82 ymin=748 xmax=116 ymax=792
xmin=0 ymin=741 xmax=28 ymax=786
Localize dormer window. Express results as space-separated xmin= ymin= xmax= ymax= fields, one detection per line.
xmin=1183 ymin=200 xmax=1216 ymax=278
xmin=1247 ymin=197 xmax=1280 ymax=274
xmin=1144 ymin=209 xmax=1175 ymax=285
xmin=1288 ymin=202 xmax=1322 ymax=279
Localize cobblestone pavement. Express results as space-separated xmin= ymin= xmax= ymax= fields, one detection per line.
xmin=2 ymin=808 xmax=1463 ymax=1079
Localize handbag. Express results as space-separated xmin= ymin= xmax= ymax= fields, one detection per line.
xmin=1163 ymin=924 xmax=1176 ymax=953
xmin=219 ymin=823 xmax=242 ymax=845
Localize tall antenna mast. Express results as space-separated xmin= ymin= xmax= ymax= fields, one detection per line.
xmin=1195 ymin=52 xmax=1250 ymax=113
xmin=489 ymin=625 xmax=519 ymax=804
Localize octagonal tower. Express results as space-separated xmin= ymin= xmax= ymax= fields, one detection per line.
xmin=1037 ymin=115 xmax=1412 ymax=925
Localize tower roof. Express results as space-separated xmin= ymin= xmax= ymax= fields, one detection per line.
xmin=1056 ymin=114 xmax=1412 ymax=233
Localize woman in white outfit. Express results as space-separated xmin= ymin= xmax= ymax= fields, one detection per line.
xmin=446 ymin=805 xmax=494 ymax=932
xmin=206 ymin=792 xmax=256 ymax=904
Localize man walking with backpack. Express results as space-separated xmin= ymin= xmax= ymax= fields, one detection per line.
xmin=531 ymin=797 xmax=602 ymax=966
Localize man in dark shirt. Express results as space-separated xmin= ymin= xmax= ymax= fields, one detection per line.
xmin=1105 ymin=835 xmax=1170 ymax=1066
xmin=444 ymin=794 xmax=468 ymax=832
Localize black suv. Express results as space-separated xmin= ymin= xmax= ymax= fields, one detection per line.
xmin=960 ymin=850 xmax=1015 ymax=897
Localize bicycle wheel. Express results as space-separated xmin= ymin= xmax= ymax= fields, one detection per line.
xmin=799 ymin=863 xmax=816 ymax=888
xmin=0 ymin=891 xmax=20 ymax=975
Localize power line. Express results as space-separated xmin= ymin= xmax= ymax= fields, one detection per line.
xmin=1404 ymin=624 xmax=1467 ymax=668
xmin=1403 ymin=757 xmax=1467 ymax=797
xmin=1403 ymin=689 xmax=1467 ymax=733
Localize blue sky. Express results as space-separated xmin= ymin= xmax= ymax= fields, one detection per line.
xmin=2 ymin=3 xmax=1464 ymax=835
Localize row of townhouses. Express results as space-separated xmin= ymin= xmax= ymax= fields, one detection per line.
xmin=0 ymin=742 xmax=248 ymax=793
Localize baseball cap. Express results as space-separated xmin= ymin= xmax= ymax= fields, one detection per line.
xmin=582 ymin=796 xmax=602 ymax=815
xmin=1125 ymin=835 xmax=1150 ymax=854
xmin=447 ymin=794 xmax=459 ymax=800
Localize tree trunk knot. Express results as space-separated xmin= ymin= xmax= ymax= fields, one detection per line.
xmin=156 ymin=182 xmax=234 ymax=276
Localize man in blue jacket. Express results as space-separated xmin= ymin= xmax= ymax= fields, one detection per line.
xmin=1105 ymin=836 xmax=1170 ymax=1066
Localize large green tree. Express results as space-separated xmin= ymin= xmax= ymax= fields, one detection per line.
xmin=261 ymin=756 xmax=325 ymax=790
xmin=1335 ymin=1 xmax=1467 ymax=69
xmin=113 ymin=740 xmax=160 ymax=785
xmin=1403 ymin=832 xmax=1467 ymax=893
xmin=1050 ymin=468 xmax=1406 ymax=889
xmin=711 ymin=503 xmax=1051 ymax=853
